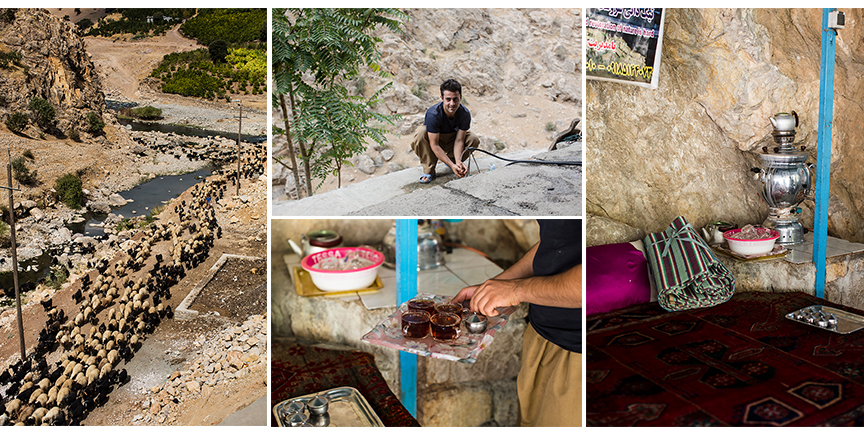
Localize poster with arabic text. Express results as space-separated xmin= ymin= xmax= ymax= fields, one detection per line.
xmin=586 ymin=8 xmax=664 ymax=89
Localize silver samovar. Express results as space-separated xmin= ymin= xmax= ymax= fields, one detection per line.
xmin=751 ymin=111 xmax=815 ymax=245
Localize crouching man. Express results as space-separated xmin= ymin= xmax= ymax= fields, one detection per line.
xmin=411 ymin=79 xmax=481 ymax=183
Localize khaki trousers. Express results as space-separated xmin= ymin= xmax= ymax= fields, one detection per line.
xmin=410 ymin=125 xmax=481 ymax=175
xmin=517 ymin=323 xmax=583 ymax=427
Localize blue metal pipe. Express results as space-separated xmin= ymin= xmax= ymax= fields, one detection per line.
xmin=814 ymin=8 xmax=837 ymax=299
xmin=396 ymin=219 xmax=418 ymax=416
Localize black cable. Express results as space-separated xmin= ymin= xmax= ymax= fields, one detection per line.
xmin=466 ymin=147 xmax=582 ymax=167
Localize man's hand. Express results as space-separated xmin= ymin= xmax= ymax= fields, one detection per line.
xmin=453 ymin=278 xmax=523 ymax=317
xmin=452 ymin=161 xmax=468 ymax=178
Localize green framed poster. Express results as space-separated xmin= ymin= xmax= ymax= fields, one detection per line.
xmin=586 ymin=8 xmax=665 ymax=89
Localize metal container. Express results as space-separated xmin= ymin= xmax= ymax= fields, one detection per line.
xmin=417 ymin=221 xmax=445 ymax=270
xmin=754 ymin=153 xmax=814 ymax=209
xmin=786 ymin=305 xmax=864 ymax=334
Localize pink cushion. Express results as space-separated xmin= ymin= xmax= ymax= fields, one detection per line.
xmin=586 ymin=242 xmax=651 ymax=316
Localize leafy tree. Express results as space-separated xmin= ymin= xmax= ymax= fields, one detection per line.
xmin=86 ymin=112 xmax=105 ymax=134
xmin=11 ymin=156 xmax=36 ymax=185
xmin=208 ymin=40 xmax=228 ymax=63
xmin=28 ymin=97 xmax=55 ymax=127
xmin=272 ymin=8 xmax=406 ymax=198
xmin=5 ymin=111 xmax=27 ymax=133
xmin=55 ymin=173 xmax=83 ymax=209
xmin=76 ymin=18 xmax=93 ymax=31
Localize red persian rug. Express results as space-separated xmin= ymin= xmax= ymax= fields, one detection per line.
xmin=271 ymin=341 xmax=420 ymax=427
xmin=587 ymin=291 xmax=864 ymax=426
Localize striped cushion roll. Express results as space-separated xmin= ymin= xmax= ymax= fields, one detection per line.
xmin=643 ymin=216 xmax=735 ymax=311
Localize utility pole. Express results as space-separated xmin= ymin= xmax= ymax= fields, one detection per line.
xmin=2 ymin=149 xmax=23 ymax=359
xmin=236 ymin=101 xmax=243 ymax=197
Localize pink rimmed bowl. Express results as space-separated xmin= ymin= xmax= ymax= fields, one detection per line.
xmin=301 ymin=247 xmax=384 ymax=292
xmin=723 ymin=228 xmax=780 ymax=256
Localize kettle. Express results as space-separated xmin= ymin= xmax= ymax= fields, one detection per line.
xmin=288 ymin=230 xmax=343 ymax=258
xmin=770 ymin=111 xmax=798 ymax=131
xmin=379 ymin=220 xmax=446 ymax=269
xmin=701 ymin=221 xmax=736 ymax=245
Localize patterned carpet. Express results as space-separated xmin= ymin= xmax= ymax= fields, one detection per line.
xmin=271 ymin=341 xmax=420 ymax=427
xmin=587 ymin=291 xmax=864 ymax=426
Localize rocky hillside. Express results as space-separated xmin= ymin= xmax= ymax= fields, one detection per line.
xmin=370 ymin=8 xmax=580 ymax=115
xmin=0 ymin=8 xmax=104 ymax=137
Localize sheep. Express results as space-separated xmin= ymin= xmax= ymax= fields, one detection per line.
xmin=38 ymin=378 xmax=51 ymax=391
xmin=5 ymin=399 xmax=21 ymax=417
xmin=42 ymin=406 xmax=60 ymax=425
xmin=28 ymin=388 xmax=44 ymax=405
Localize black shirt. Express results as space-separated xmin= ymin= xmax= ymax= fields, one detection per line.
xmin=424 ymin=102 xmax=471 ymax=134
xmin=528 ymin=219 xmax=582 ymax=353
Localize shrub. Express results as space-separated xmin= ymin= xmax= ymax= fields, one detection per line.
xmin=5 ymin=111 xmax=27 ymax=133
xmin=545 ymin=121 xmax=557 ymax=132
xmin=0 ymin=50 xmax=21 ymax=68
xmin=55 ymin=173 xmax=83 ymax=209
xmin=129 ymin=105 xmax=163 ymax=120
xmin=11 ymin=156 xmax=36 ymax=185
xmin=45 ymin=265 xmax=69 ymax=290
xmin=28 ymin=97 xmax=55 ymax=127
xmin=209 ymin=40 xmax=228 ymax=63
xmin=67 ymin=129 xmax=81 ymax=142
xmin=86 ymin=112 xmax=105 ymax=134
xmin=22 ymin=149 xmax=33 ymax=160
xmin=76 ymin=18 xmax=93 ymax=31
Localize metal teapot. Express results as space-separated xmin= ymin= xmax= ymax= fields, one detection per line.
xmin=378 ymin=220 xmax=446 ymax=269
xmin=288 ymin=230 xmax=343 ymax=258
xmin=770 ymin=111 xmax=798 ymax=131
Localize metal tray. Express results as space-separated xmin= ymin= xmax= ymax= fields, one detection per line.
xmin=273 ymin=386 xmax=384 ymax=427
xmin=786 ymin=305 xmax=864 ymax=334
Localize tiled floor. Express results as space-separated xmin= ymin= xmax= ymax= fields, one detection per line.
xmin=785 ymin=232 xmax=864 ymax=264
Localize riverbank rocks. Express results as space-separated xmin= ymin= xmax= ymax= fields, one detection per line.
xmin=108 ymin=193 xmax=128 ymax=207
xmin=87 ymin=200 xmax=111 ymax=214
xmin=138 ymin=315 xmax=267 ymax=424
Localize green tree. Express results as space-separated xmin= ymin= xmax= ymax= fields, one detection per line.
xmin=29 ymin=97 xmax=55 ymax=127
xmin=272 ymin=8 xmax=405 ymax=198
xmin=86 ymin=112 xmax=105 ymax=134
xmin=208 ymin=40 xmax=228 ymax=63
xmin=5 ymin=111 xmax=27 ymax=133
xmin=76 ymin=18 xmax=93 ymax=31
xmin=11 ymin=156 xmax=36 ymax=185
xmin=55 ymin=173 xmax=83 ymax=209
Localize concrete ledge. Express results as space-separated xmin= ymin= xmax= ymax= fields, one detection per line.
xmin=175 ymin=254 xmax=263 ymax=320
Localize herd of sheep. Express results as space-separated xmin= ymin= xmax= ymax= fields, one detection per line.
xmin=0 ymin=141 xmax=265 ymax=426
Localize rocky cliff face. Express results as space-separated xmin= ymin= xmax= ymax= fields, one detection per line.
xmin=0 ymin=8 xmax=105 ymax=135
xmin=372 ymin=8 xmax=580 ymax=114
xmin=588 ymin=9 xmax=864 ymax=244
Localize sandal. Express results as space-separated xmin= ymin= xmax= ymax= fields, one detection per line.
xmin=419 ymin=172 xmax=435 ymax=184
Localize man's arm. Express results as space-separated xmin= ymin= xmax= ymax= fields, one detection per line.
xmin=428 ymin=132 xmax=467 ymax=178
xmin=453 ymin=242 xmax=582 ymax=316
xmin=451 ymin=130 xmax=468 ymax=177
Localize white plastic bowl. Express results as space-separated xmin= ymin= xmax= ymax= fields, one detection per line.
xmin=723 ymin=228 xmax=780 ymax=256
xmin=301 ymin=247 xmax=384 ymax=292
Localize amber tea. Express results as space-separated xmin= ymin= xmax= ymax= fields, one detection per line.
xmin=401 ymin=310 xmax=430 ymax=339
xmin=435 ymin=302 xmax=463 ymax=320
xmin=430 ymin=312 xmax=461 ymax=342
xmin=407 ymin=298 xmax=436 ymax=315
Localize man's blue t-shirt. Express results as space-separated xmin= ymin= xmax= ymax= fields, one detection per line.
xmin=424 ymin=102 xmax=471 ymax=134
